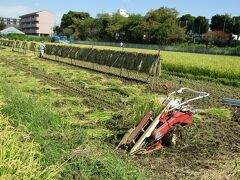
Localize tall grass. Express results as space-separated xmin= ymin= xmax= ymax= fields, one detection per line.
xmin=0 ymin=114 xmax=59 ymax=179
xmin=0 ymin=78 xmax=69 ymax=166
xmin=162 ymin=51 xmax=240 ymax=81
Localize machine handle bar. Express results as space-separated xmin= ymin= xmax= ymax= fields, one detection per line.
xmin=168 ymin=87 xmax=210 ymax=112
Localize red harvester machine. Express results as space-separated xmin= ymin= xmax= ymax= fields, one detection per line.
xmin=117 ymin=87 xmax=210 ymax=155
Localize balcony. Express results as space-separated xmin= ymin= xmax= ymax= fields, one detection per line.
xmin=20 ymin=17 xmax=39 ymax=23
xmin=20 ymin=23 xmax=38 ymax=28
xmin=23 ymin=29 xmax=39 ymax=34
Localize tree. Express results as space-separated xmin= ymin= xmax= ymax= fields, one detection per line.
xmin=141 ymin=7 xmax=180 ymax=44
xmin=70 ymin=17 xmax=101 ymax=40
xmin=178 ymin=14 xmax=195 ymax=33
xmin=203 ymin=31 xmax=229 ymax=46
xmin=169 ymin=26 xmax=187 ymax=43
xmin=232 ymin=16 xmax=240 ymax=39
xmin=123 ymin=14 xmax=144 ymax=43
xmin=193 ymin=16 xmax=209 ymax=34
xmin=96 ymin=13 xmax=112 ymax=41
xmin=0 ymin=22 xmax=5 ymax=31
xmin=210 ymin=14 xmax=233 ymax=33
xmin=60 ymin=11 xmax=90 ymax=29
xmin=105 ymin=13 xmax=128 ymax=41
xmin=53 ymin=26 xmax=61 ymax=35
xmin=61 ymin=27 xmax=74 ymax=37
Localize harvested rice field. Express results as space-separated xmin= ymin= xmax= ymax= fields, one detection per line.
xmin=0 ymin=45 xmax=239 ymax=179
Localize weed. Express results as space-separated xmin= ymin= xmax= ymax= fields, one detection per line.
xmin=204 ymin=108 xmax=232 ymax=121
xmin=86 ymin=110 xmax=115 ymax=124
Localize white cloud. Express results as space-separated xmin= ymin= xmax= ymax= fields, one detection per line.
xmin=0 ymin=6 xmax=33 ymax=18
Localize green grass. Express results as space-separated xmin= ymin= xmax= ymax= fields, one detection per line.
xmin=193 ymin=114 xmax=203 ymax=123
xmin=0 ymin=45 xmax=239 ymax=179
xmin=162 ymin=51 xmax=240 ymax=81
xmin=204 ymin=108 xmax=232 ymax=121
xmin=0 ymin=58 xmax=148 ymax=179
xmin=86 ymin=111 xmax=115 ymax=124
xmin=84 ymin=128 xmax=116 ymax=141
xmin=0 ymin=109 xmax=59 ymax=179
xmin=126 ymin=94 xmax=165 ymax=125
xmin=2 ymin=49 xmax=145 ymax=97
xmin=60 ymin=142 xmax=146 ymax=180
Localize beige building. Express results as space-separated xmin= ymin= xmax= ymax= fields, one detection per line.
xmin=20 ymin=11 xmax=54 ymax=36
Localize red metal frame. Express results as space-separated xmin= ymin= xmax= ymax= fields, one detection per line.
xmin=125 ymin=111 xmax=153 ymax=144
xmin=147 ymin=110 xmax=192 ymax=152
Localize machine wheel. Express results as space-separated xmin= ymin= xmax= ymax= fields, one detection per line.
xmin=162 ymin=132 xmax=177 ymax=147
xmin=162 ymin=124 xmax=184 ymax=147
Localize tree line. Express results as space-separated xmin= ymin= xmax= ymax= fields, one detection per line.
xmin=55 ymin=7 xmax=240 ymax=46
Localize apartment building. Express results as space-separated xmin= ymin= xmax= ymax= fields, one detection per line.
xmin=0 ymin=17 xmax=20 ymax=28
xmin=20 ymin=11 xmax=54 ymax=36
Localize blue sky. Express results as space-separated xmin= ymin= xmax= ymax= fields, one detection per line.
xmin=0 ymin=0 xmax=240 ymax=25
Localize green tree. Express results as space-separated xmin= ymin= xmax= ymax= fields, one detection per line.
xmin=123 ymin=14 xmax=144 ymax=43
xmin=210 ymin=14 xmax=233 ymax=33
xmin=0 ymin=22 xmax=5 ymax=31
xmin=53 ymin=26 xmax=61 ymax=35
xmin=141 ymin=7 xmax=180 ymax=44
xmin=193 ymin=16 xmax=209 ymax=34
xmin=105 ymin=13 xmax=128 ymax=41
xmin=96 ymin=13 xmax=112 ymax=41
xmin=70 ymin=17 xmax=101 ymax=40
xmin=178 ymin=14 xmax=195 ymax=33
xmin=61 ymin=27 xmax=73 ymax=37
xmin=60 ymin=11 xmax=90 ymax=29
xmin=168 ymin=26 xmax=187 ymax=43
xmin=232 ymin=16 xmax=240 ymax=39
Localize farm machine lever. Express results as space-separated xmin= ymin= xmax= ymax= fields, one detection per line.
xmin=117 ymin=87 xmax=210 ymax=155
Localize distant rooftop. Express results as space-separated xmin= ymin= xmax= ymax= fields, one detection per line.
xmin=0 ymin=16 xmax=20 ymax=20
xmin=20 ymin=11 xmax=52 ymax=18
xmin=0 ymin=27 xmax=24 ymax=35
